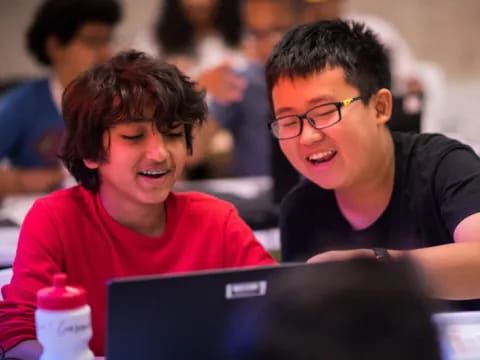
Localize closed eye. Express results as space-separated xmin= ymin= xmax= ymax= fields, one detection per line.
xmin=165 ymin=132 xmax=184 ymax=138
xmin=121 ymin=133 xmax=144 ymax=140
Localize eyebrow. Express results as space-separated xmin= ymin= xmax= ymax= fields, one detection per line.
xmin=275 ymin=96 xmax=338 ymax=117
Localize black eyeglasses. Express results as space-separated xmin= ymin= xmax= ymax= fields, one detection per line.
xmin=268 ymin=96 xmax=362 ymax=140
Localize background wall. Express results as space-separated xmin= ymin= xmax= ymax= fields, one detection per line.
xmin=349 ymin=0 xmax=480 ymax=80
xmin=1 ymin=0 xmax=478 ymax=79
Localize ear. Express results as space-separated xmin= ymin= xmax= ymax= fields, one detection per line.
xmin=372 ymin=88 xmax=392 ymax=125
xmin=83 ymin=159 xmax=99 ymax=170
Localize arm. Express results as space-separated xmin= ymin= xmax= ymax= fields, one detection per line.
xmin=223 ymin=207 xmax=277 ymax=267
xmin=405 ymin=213 xmax=480 ymax=300
xmin=0 ymin=168 xmax=64 ymax=197
xmin=309 ymin=146 xmax=480 ymax=300
xmin=0 ymin=200 xmax=63 ymax=354
xmin=4 ymin=339 xmax=42 ymax=360
xmin=307 ymin=214 xmax=480 ymax=300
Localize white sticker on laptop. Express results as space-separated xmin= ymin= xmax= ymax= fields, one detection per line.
xmin=225 ymin=280 xmax=267 ymax=299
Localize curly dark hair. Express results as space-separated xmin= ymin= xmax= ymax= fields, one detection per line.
xmin=266 ymin=19 xmax=392 ymax=104
xmin=59 ymin=50 xmax=208 ymax=191
xmin=27 ymin=0 xmax=121 ymax=66
xmin=155 ymin=0 xmax=243 ymax=56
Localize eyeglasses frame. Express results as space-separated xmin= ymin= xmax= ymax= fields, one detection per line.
xmin=268 ymin=96 xmax=363 ymax=140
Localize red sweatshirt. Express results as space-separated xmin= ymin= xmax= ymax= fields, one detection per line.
xmin=0 ymin=186 xmax=276 ymax=355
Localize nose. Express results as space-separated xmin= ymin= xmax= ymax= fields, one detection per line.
xmin=145 ymin=131 xmax=169 ymax=162
xmin=298 ymin=118 xmax=324 ymax=146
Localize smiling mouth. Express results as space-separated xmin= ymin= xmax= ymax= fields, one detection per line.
xmin=137 ymin=169 xmax=171 ymax=178
xmin=306 ymin=150 xmax=337 ymax=164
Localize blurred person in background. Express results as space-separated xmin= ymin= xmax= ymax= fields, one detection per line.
xmin=134 ymin=0 xmax=249 ymax=177
xmin=302 ymin=0 xmax=423 ymax=98
xmin=206 ymin=0 xmax=303 ymax=177
xmin=135 ymin=0 xmax=246 ymax=105
xmin=0 ymin=0 xmax=121 ymax=198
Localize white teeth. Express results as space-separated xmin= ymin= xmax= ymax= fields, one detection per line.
xmin=138 ymin=170 xmax=169 ymax=176
xmin=307 ymin=150 xmax=336 ymax=161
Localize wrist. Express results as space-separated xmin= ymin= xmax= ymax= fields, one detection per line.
xmin=372 ymin=247 xmax=392 ymax=262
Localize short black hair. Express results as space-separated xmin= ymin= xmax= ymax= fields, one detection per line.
xmin=266 ymin=19 xmax=391 ymax=103
xmin=60 ymin=50 xmax=208 ymax=191
xmin=27 ymin=0 xmax=122 ymax=66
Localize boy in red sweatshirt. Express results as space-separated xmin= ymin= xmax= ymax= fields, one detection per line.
xmin=0 ymin=50 xmax=275 ymax=359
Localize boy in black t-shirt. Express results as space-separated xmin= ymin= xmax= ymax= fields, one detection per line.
xmin=266 ymin=19 xmax=480 ymax=301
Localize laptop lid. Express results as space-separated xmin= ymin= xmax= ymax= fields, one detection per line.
xmin=106 ymin=263 xmax=307 ymax=360
xmin=106 ymin=259 xmax=440 ymax=360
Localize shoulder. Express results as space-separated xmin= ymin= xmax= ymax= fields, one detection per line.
xmin=168 ymin=191 xmax=236 ymax=217
xmin=0 ymin=78 xmax=49 ymax=111
xmin=393 ymin=132 xmax=476 ymax=164
xmin=32 ymin=185 xmax=94 ymax=216
xmin=0 ymin=78 xmax=48 ymax=101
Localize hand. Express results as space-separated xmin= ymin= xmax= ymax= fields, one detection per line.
xmin=196 ymin=63 xmax=246 ymax=104
xmin=307 ymin=249 xmax=374 ymax=263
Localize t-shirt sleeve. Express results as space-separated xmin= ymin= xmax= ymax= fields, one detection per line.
xmin=0 ymin=199 xmax=63 ymax=351
xmin=434 ymin=148 xmax=480 ymax=235
xmin=222 ymin=207 xmax=277 ymax=267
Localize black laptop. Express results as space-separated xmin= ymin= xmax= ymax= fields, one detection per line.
xmin=106 ymin=259 xmax=447 ymax=360
xmin=105 ymin=263 xmax=312 ymax=360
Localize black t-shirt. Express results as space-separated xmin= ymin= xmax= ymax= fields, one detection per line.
xmin=280 ymin=132 xmax=480 ymax=262
xmin=280 ymin=132 xmax=480 ymax=310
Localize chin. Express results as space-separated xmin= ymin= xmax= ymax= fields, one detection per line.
xmin=137 ymin=190 xmax=171 ymax=205
xmin=308 ymin=174 xmax=343 ymax=190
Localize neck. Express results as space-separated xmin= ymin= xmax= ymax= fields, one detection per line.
xmin=99 ymin=191 xmax=167 ymax=237
xmin=335 ymin=130 xmax=395 ymax=230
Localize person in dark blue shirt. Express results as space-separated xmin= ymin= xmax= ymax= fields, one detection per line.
xmin=0 ymin=0 xmax=121 ymax=197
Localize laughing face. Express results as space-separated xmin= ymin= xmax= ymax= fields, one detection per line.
xmin=272 ymin=67 xmax=389 ymax=191
xmin=84 ymin=109 xmax=187 ymax=212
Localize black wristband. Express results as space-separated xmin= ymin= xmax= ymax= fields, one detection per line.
xmin=373 ymin=248 xmax=391 ymax=262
